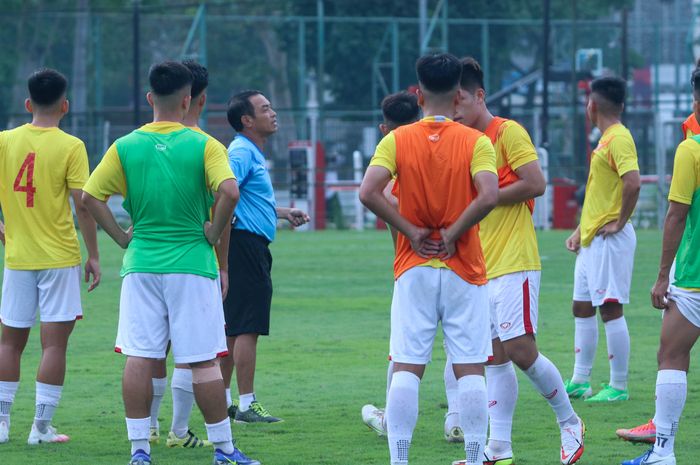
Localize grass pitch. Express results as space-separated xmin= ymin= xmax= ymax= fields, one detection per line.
xmin=1 ymin=229 xmax=698 ymax=465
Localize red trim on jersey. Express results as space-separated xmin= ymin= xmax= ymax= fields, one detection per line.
xmin=603 ymin=298 xmax=620 ymax=304
xmin=216 ymin=351 xmax=229 ymax=358
xmin=522 ymin=278 xmax=534 ymax=334
xmin=114 ymin=347 xmax=123 ymax=354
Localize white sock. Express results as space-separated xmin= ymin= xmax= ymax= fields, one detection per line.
xmin=525 ymin=354 xmax=576 ymax=426
xmin=205 ymin=417 xmax=234 ymax=455
xmin=225 ymin=388 xmax=232 ymax=407
xmin=486 ymin=362 xmax=518 ymax=448
xmin=239 ymin=392 xmax=255 ymax=412
xmin=572 ymin=316 xmax=598 ymax=384
xmin=150 ymin=377 xmax=167 ymax=428
xmin=386 ymin=371 xmax=420 ymax=464
xmin=444 ymin=359 xmax=459 ymax=418
xmin=604 ymin=316 xmax=630 ymax=390
xmin=458 ymin=375 xmax=487 ymax=465
xmin=0 ymin=381 xmax=19 ymax=427
xmin=653 ymin=369 xmax=687 ymax=457
xmin=34 ymin=382 xmax=62 ymax=433
xmin=126 ymin=417 xmax=151 ymax=455
xmin=170 ymin=368 xmax=195 ymax=438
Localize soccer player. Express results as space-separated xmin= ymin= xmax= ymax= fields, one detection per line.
xmin=451 ymin=57 xmax=585 ymax=465
xmin=360 ymin=52 xmax=498 ymax=465
xmin=361 ymin=91 xmax=464 ymax=443
xmin=620 ymin=71 xmax=700 ymax=465
xmin=146 ymin=59 xmax=227 ymax=449
xmin=0 ymin=68 xmax=100 ymax=445
xmin=82 ymin=61 xmax=259 ymax=465
xmin=564 ymin=76 xmax=641 ymax=403
xmin=220 ymin=90 xmax=309 ymax=424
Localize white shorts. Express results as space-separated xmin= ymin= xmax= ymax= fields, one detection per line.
xmin=669 ymin=285 xmax=700 ymax=329
xmin=390 ymin=267 xmax=491 ymax=365
xmin=116 ymin=273 xmax=227 ymax=364
xmin=0 ymin=266 xmax=82 ymax=328
xmin=489 ymin=271 xmax=540 ymax=341
xmin=573 ymin=223 xmax=636 ymax=307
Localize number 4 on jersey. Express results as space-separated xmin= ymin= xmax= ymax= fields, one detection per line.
xmin=14 ymin=152 xmax=37 ymax=207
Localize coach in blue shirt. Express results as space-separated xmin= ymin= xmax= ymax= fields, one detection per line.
xmin=221 ymin=90 xmax=309 ymax=424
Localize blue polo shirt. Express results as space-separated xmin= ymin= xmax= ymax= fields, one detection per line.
xmin=227 ymin=134 xmax=277 ymax=242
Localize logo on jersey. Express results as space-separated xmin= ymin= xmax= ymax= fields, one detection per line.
xmin=500 ymin=322 xmax=512 ymax=330
xmin=428 ymin=134 xmax=440 ymax=142
xmin=155 ymin=144 xmax=167 ymax=151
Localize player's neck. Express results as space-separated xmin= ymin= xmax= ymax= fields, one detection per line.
xmin=30 ymin=114 xmax=61 ymax=128
xmin=595 ymin=116 xmax=621 ymax=134
xmin=152 ymin=108 xmax=185 ymax=124
xmin=182 ymin=113 xmax=200 ymax=127
xmin=240 ymin=129 xmax=266 ymax=151
xmin=421 ymin=102 xmax=455 ymax=120
xmin=473 ymin=109 xmax=495 ymax=133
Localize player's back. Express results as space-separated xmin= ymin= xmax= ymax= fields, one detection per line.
xmin=115 ymin=124 xmax=216 ymax=276
xmin=0 ymin=124 xmax=88 ymax=269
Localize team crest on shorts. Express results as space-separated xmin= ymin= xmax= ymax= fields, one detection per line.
xmin=500 ymin=322 xmax=511 ymax=330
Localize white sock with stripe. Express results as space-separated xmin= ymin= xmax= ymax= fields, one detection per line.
xmin=653 ymin=369 xmax=687 ymax=457
xmin=386 ymin=371 xmax=420 ymax=464
xmin=604 ymin=316 xmax=630 ymax=390
xmin=572 ymin=316 xmax=598 ymax=384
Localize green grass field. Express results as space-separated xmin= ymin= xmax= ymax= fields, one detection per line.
xmin=1 ymin=229 xmax=698 ymax=465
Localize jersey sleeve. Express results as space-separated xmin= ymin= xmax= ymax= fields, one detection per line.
xmin=668 ymin=141 xmax=699 ymax=205
xmin=228 ymin=143 xmax=253 ymax=185
xmin=369 ymin=132 xmax=397 ymax=176
xmin=204 ymin=138 xmax=235 ymax=191
xmin=82 ymin=144 xmax=127 ymax=201
xmin=66 ymin=141 xmax=90 ymax=189
xmin=502 ymin=122 xmax=538 ymax=171
xmin=609 ymin=134 xmax=639 ymax=177
xmin=470 ymin=135 xmax=497 ymax=177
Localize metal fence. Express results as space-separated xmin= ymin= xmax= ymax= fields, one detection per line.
xmin=1 ymin=3 xmax=696 ymax=229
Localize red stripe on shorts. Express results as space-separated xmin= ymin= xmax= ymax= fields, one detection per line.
xmin=603 ymin=298 xmax=619 ymax=304
xmin=75 ymin=315 xmax=83 ymax=321
xmin=216 ymin=351 xmax=229 ymax=358
xmin=522 ymin=278 xmax=534 ymax=334
xmin=114 ymin=347 xmax=123 ymax=354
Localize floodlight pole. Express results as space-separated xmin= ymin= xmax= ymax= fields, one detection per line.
xmin=541 ymin=0 xmax=551 ymax=150
xmin=132 ymin=0 xmax=141 ymax=127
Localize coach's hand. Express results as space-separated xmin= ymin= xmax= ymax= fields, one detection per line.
xmin=85 ymin=256 xmax=101 ymax=292
xmin=597 ymin=220 xmax=623 ymax=239
xmin=565 ymin=229 xmax=581 ymax=253
xmin=651 ymin=274 xmax=670 ymax=310
xmin=287 ymin=209 xmax=310 ymax=227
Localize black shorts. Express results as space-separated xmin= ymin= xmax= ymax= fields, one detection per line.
xmin=223 ymin=229 xmax=273 ymax=337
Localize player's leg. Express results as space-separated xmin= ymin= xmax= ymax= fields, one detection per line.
xmin=149 ymin=357 xmax=167 ymax=443
xmin=622 ymin=296 xmax=699 ymax=465
xmin=568 ymin=248 xmax=597 ymax=398
xmin=29 ymin=266 xmax=83 ymax=444
xmin=443 ymin=355 xmax=463 ymax=443
xmin=589 ymin=224 xmax=635 ymax=403
xmin=166 ymin=273 xmax=258 ymax=465
xmin=219 ymin=337 xmax=235 ymax=416
xmin=124 ymin=355 xmax=157 ymax=462
xmin=442 ymin=271 xmax=490 ymax=465
xmin=386 ymin=267 xmax=439 ymax=464
xmin=484 ymin=338 xmax=518 ymax=463
xmin=167 ymin=362 xmax=210 ymax=448
xmin=0 ymin=268 xmax=39 ymax=443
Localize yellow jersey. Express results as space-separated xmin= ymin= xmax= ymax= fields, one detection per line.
xmin=0 ymin=124 xmax=89 ymax=269
xmin=479 ymin=118 xmax=541 ymax=279
xmin=580 ymin=123 xmax=639 ymax=247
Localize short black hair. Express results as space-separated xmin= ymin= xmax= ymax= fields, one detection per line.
xmin=692 ymin=60 xmax=700 ymax=100
xmin=590 ymin=76 xmax=626 ymax=108
xmin=227 ymin=90 xmax=262 ymax=132
xmin=415 ymin=53 xmax=462 ymax=94
xmin=459 ymin=57 xmax=485 ymax=93
xmin=27 ymin=68 xmax=67 ymax=107
xmin=182 ymin=59 xmax=208 ymax=98
xmin=381 ymin=91 xmax=420 ymax=127
xmin=148 ymin=61 xmax=193 ymax=96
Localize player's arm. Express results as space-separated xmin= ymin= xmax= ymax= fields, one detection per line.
xmin=276 ymin=206 xmax=310 ymax=227
xmin=651 ymin=201 xmax=689 ymax=309
xmin=82 ymin=193 xmax=132 ymax=249
xmin=440 ymin=171 xmax=498 ymax=258
xmin=498 ymin=161 xmax=546 ymax=205
xmin=565 ymin=225 xmax=581 ymax=253
xmin=71 ymin=189 xmax=100 ymax=291
xmin=213 ymin=192 xmax=231 ymax=301
xmin=383 ymin=180 xmax=399 ymax=249
xmin=360 ymin=166 xmax=441 ymax=258
xmin=0 ymin=219 xmax=4 ymax=246
xmin=205 ymin=139 xmax=239 ymax=246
